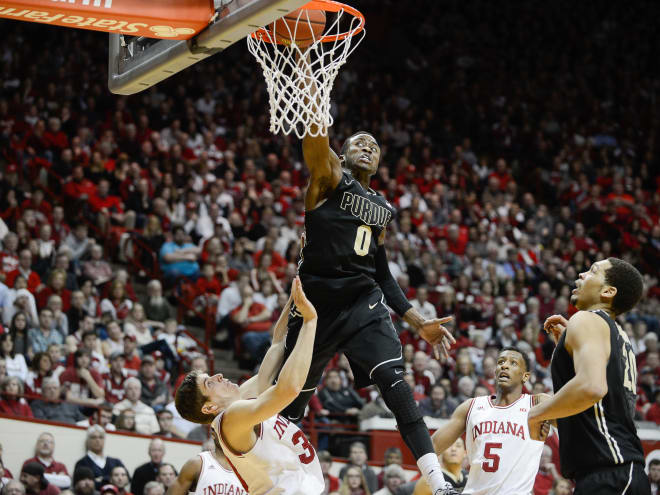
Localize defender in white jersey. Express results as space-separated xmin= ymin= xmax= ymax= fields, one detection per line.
xmin=175 ymin=277 xmax=324 ymax=495
xmin=431 ymin=347 xmax=551 ymax=495
xmin=167 ymin=432 xmax=245 ymax=495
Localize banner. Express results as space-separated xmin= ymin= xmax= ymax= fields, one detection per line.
xmin=0 ymin=0 xmax=214 ymax=39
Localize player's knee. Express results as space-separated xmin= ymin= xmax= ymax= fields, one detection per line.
xmin=375 ymin=371 xmax=422 ymax=427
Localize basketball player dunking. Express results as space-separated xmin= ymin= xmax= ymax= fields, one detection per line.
xmin=167 ymin=431 xmax=245 ymax=495
xmin=529 ymin=258 xmax=651 ymax=494
xmin=175 ymin=278 xmax=325 ymax=495
xmin=280 ymin=124 xmax=456 ymax=493
xmin=430 ymin=347 xmax=551 ymax=495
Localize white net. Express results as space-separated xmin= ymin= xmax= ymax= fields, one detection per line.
xmin=246 ymin=2 xmax=365 ymax=139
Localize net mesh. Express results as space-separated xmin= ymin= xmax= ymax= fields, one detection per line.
xmin=246 ymin=3 xmax=365 ymax=139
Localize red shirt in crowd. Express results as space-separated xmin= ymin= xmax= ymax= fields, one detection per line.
xmin=59 ymin=367 xmax=104 ymax=398
xmin=0 ymin=397 xmax=33 ymax=417
xmin=37 ymin=287 xmax=71 ymax=311
xmin=63 ymin=179 xmax=96 ymax=200
xmin=5 ymin=269 xmax=41 ymax=292
xmin=22 ymin=457 xmax=69 ymax=476
xmin=102 ymin=371 xmax=129 ymax=403
xmin=88 ymin=193 xmax=124 ymax=214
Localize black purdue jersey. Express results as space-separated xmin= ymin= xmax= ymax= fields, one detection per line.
xmin=299 ymin=170 xmax=396 ymax=301
xmin=551 ymin=310 xmax=645 ymax=478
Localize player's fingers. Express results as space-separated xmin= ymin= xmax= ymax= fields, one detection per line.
xmin=433 ymin=344 xmax=440 ymax=360
xmin=436 ymin=316 xmax=453 ymax=325
xmin=442 ymin=326 xmax=456 ymax=344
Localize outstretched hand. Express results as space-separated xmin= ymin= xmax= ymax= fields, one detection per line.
xmin=529 ymin=417 xmax=552 ymax=442
xmin=292 ymin=276 xmax=317 ymax=321
xmin=418 ymin=316 xmax=455 ymax=360
xmin=543 ymin=314 xmax=568 ymax=344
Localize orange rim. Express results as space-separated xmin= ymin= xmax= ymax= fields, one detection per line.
xmin=251 ymin=0 xmax=365 ymax=45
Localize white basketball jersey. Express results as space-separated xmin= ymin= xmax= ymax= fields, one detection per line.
xmin=193 ymin=451 xmax=246 ymax=495
xmin=213 ymin=412 xmax=324 ymax=495
xmin=463 ymin=394 xmax=544 ymax=495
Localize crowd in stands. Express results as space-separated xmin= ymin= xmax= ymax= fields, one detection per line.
xmin=0 ymin=0 xmax=660 ymax=494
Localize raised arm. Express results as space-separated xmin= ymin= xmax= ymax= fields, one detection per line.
xmin=222 ymin=277 xmax=317 ymax=438
xmin=529 ymin=311 xmax=610 ymax=425
xmin=375 ymin=231 xmax=455 ymax=359
xmin=238 ymin=292 xmax=293 ymax=400
xmin=166 ymin=456 xmax=201 ymax=495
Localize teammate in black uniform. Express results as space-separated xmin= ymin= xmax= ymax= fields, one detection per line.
xmin=529 ymin=258 xmax=651 ymax=494
xmin=280 ymin=129 xmax=458 ymax=494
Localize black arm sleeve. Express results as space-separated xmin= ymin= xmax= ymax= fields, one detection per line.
xmin=374 ymin=244 xmax=412 ymax=317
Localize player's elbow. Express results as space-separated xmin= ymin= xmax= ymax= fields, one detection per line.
xmin=582 ymin=380 xmax=608 ymax=402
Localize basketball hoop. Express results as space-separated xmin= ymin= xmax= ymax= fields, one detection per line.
xmin=247 ymin=0 xmax=365 ymax=139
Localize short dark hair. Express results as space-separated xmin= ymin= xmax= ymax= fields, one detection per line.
xmin=174 ymin=370 xmax=215 ymax=424
xmin=499 ymin=346 xmax=530 ymax=372
xmin=340 ymin=131 xmax=376 ymax=157
xmin=650 ymin=458 xmax=660 ymax=467
xmin=605 ymin=258 xmax=644 ymax=316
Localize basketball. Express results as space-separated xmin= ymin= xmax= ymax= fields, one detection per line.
xmin=270 ymin=8 xmax=326 ymax=46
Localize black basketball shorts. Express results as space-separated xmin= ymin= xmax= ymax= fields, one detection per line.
xmin=283 ymin=284 xmax=403 ymax=391
xmin=574 ymin=462 xmax=651 ymax=495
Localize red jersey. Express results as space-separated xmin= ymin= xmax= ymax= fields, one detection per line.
xmin=102 ymin=370 xmax=129 ymax=403
xmin=59 ymin=366 xmax=104 ymax=399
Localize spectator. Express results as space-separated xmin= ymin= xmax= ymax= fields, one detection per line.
xmin=411 ymin=351 xmax=434 ymax=396
xmin=158 ymin=226 xmax=201 ymax=281
xmin=645 ymin=389 xmax=660 ymax=424
xmin=99 ymin=486 xmax=117 ymax=495
xmin=79 ymin=331 xmax=107 ymax=375
xmin=154 ymin=465 xmax=175 ymax=493
xmin=25 ymin=352 xmax=55 ymax=396
xmin=418 ymin=384 xmax=458 ymax=419
xmin=47 ymin=295 xmax=69 ymax=337
xmin=21 ymin=434 xmax=70 ymax=489
xmin=28 ymin=309 xmax=63 ymax=355
xmin=82 ymin=246 xmax=113 ymax=287
xmin=114 ymin=410 xmax=136 ymax=433
xmin=141 ymin=281 xmax=173 ymax=323
xmin=108 ymin=467 xmax=131 ymax=495
xmin=317 ymin=450 xmax=340 ymax=495
xmin=338 ymin=442 xmax=378 ymax=493
xmin=414 ymin=437 xmax=467 ymax=494
xmin=548 ymin=478 xmax=573 ymax=495
xmin=19 ymin=463 xmax=59 ymax=495
xmin=101 ymin=322 xmax=124 ymax=360
xmin=142 ymin=483 xmax=163 ymax=495
xmin=357 ymin=390 xmax=393 ymax=422
xmin=112 ymin=377 xmax=159 ymax=434
xmin=231 ymin=284 xmax=272 ymax=358
xmin=102 ymin=352 xmax=128 ymax=404
xmin=534 ymin=445 xmax=562 ymax=495
xmin=67 ymin=291 xmax=88 ymax=336
xmin=456 ymin=376 xmax=475 ymax=403
xmin=5 ymin=250 xmax=41 ymax=294
xmin=31 ymin=377 xmax=85 ymax=424
xmin=59 ymin=349 xmax=105 ymax=408
xmin=137 ymin=356 xmax=168 ymax=410
xmin=7 ymin=311 xmax=31 ymax=358
xmin=74 ymin=426 xmax=124 ymax=489
xmin=37 ymin=270 xmax=71 ymax=313
xmin=318 ymin=369 xmax=364 ymax=417
xmin=0 ymin=333 xmax=28 ymax=382
xmin=372 ymin=464 xmax=404 ymax=495
xmin=89 ymin=403 xmax=116 ymax=432
xmin=0 ymin=376 xmax=33 ymax=417
xmin=131 ymin=439 xmax=165 ymax=495
xmin=647 ymin=459 xmax=660 ymax=495
xmin=99 ymin=282 xmax=132 ymax=322
xmin=375 ymin=448 xmax=402 ymax=491
xmin=63 ymin=224 xmax=92 ymax=264
xmin=154 ymin=409 xmax=185 ymax=439
xmin=338 ymin=465 xmax=371 ymax=495
xmin=2 ymin=481 xmax=25 ymax=495
xmin=70 ymin=468 xmax=96 ymax=495
xmin=123 ymin=304 xmax=158 ymax=347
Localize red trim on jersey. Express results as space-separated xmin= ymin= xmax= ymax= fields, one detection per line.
xmin=487 ymin=393 xmax=526 ymax=409
xmin=465 ymin=398 xmax=476 ymax=429
xmin=222 ymin=452 xmax=250 ymax=493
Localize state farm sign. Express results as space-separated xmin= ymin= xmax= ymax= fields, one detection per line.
xmin=0 ymin=0 xmax=213 ymax=39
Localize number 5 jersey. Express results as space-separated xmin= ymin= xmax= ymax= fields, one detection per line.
xmin=463 ymin=394 xmax=545 ymax=495
xmin=213 ymin=412 xmax=324 ymax=495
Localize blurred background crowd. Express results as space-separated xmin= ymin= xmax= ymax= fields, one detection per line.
xmin=0 ymin=0 xmax=659 ymax=494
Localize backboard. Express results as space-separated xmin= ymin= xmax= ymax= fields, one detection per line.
xmin=108 ymin=0 xmax=309 ymax=95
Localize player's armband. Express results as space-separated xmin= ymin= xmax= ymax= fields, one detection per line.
xmin=374 ymin=245 xmax=412 ymax=317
